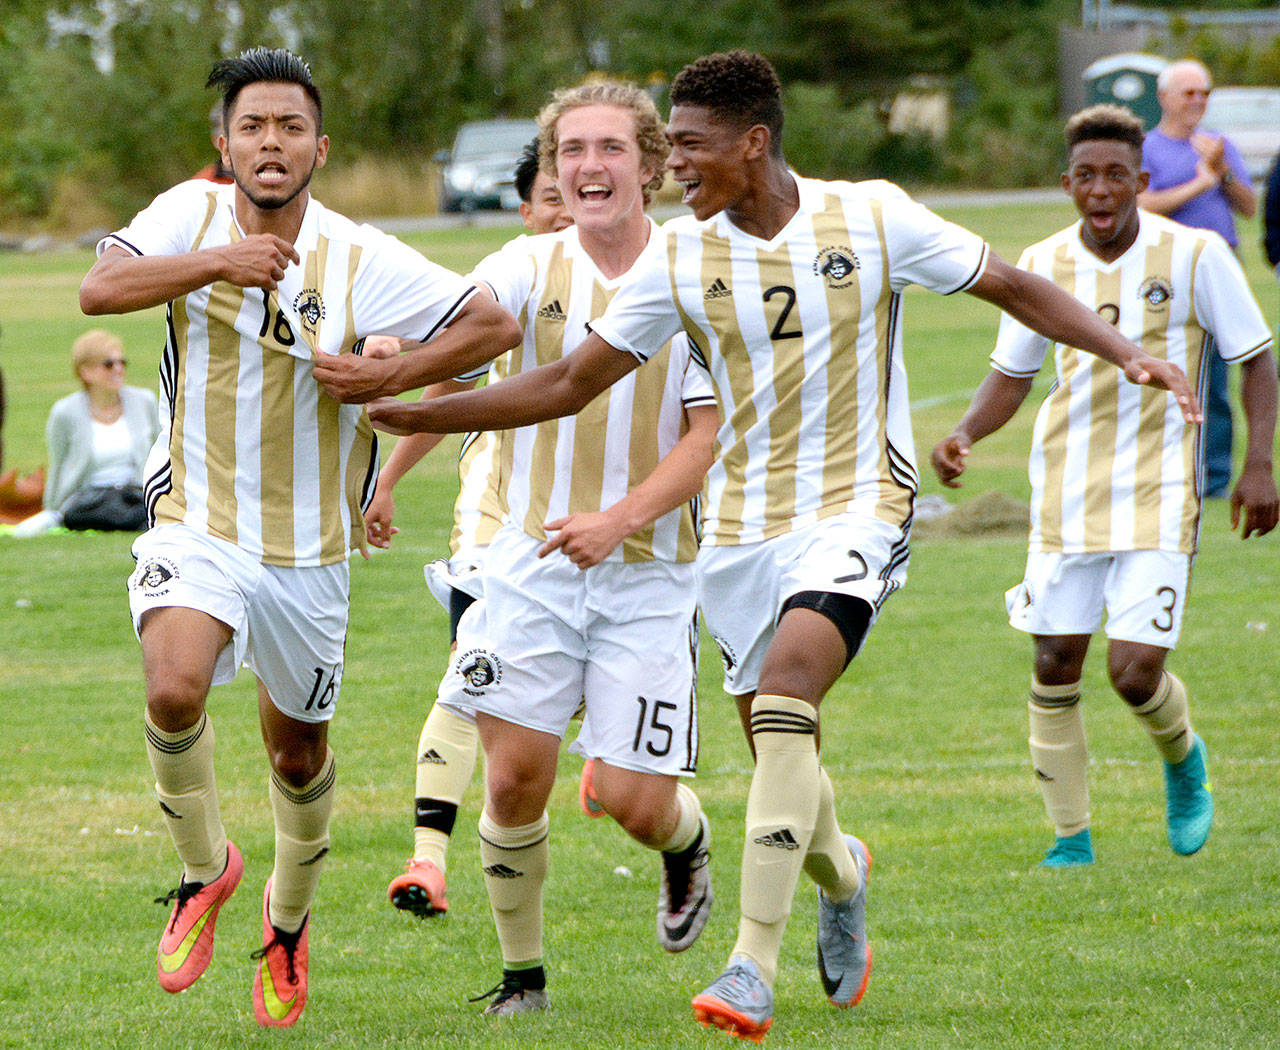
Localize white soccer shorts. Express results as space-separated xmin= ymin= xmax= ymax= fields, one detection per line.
xmin=438 ymin=524 xmax=698 ymax=777
xmin=1006 ymin=549 xmax=1192 ymax=648
xmin=697 ymin=510 xmax=910 ymax=696
xmin=128 ymin=522 xmax=350 ymax=722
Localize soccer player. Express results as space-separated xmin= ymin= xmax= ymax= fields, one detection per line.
xmin=363 ymin=52 xmax=1198 ymax=1042
xmin=349 ymin=81 xmax=719 ymax=1014
xmin=367 ymin=138 xmax=571 ymax=917
xmin=78 ymin=47 xmax=519 ymax=1027
xmin=932 ymin=103 xmax=1277 ymax=867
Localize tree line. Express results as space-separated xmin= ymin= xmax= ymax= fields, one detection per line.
xmin=1 ymin=0 xmax=1276 ymax=227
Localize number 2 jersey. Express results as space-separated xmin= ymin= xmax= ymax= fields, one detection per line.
xmin=100 ymin=179 xmax=477 ymax=566
xmin=590 ymin=175 xmax=989 ymax=547
xmin=991 ymin=210 xmax=1272 ymax=555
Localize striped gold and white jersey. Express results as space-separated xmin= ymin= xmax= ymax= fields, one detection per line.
xmin=449 ymin=420 xmax=506 ymax=558
xmin=591 ymin=176 xmax=988 ymax=546
xmin=991 ymin=210 xmax=1272 ymax=555
xmin=102 ymin=180 xmax=476 ymax=566
xmin=465 ymin=221 xmax=716 ymax=564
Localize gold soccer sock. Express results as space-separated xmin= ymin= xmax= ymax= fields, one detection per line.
xmin=144 ymin=710 xmax=228 ymax=885
xmin=803 ymin=767 xmax=861 ymax=901
xmin=732 ymin=694 xmax=820 ymax=987
xmin=413 ymin=703 xmax=479 ymax=872
xmin=268 ymin=747 xmax=336 ymax=933
xmin=1130 ymin=672 xmax=1193 ymax=764
xmin=1029 ymin=678 xmax=1090 ymax=838
xmin=654 ymin=782 xmax=703 ymax=854
xmin=479 ymin=810 xmax=550 ymax=969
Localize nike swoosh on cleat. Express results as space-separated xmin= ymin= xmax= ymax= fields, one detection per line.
xmin=663 ymin=889 xmax=709 ymax=942
xmin=259 ymin=959 xmax=297 ymax=1020
xmin=158 ymin=910 xmax=211 ymax=973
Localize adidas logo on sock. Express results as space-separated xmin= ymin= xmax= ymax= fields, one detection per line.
xmin=418 ymin=748 xmax=447 ymax=765
xmin=483 ymin=863 xmax=523 ymax=879
xmin=536 ymin=299 xmax=567 ymax=321
xmin=158 ymin=801 xmax=182 ymax=819
xmin=300 ymin=846 xmax=330 ymax=866
xmin=753 ymin=828 xmax=800 ymax=850
xmin=704 ymin=278 xmax=731 ymax=300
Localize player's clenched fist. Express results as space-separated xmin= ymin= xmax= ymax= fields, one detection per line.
xmin=212 ymin=234 xmax=300 ymax=290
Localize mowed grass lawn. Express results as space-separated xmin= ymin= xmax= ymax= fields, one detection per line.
xmin=2 ymin=201 xmax=1278 ymax=1050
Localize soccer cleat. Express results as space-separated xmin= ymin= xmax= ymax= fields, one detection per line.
xmin=578 ymin=758 xmax=605 ymax=818
xmin=1164 ymin=734 xmax=1213 ymax=856
xmin=470 ymin=970 xmax=550 ymax=1016
xmin=154 ymin=840 xmax=243 ymax=993
xmin=658 ymin=812 xmax=712 ymax=952
xmin=1040 ymin=828 xmax=1094 ymax=868
xmin=692 ymin=956 xmax=773 ymax=1042
xmin=251 ymin=879 xmax=309 ymax=1027
xmin=816 ymin=835 xmax=873 ymax=1008
xmin=387 ymin=858 xmax=449 ymax=917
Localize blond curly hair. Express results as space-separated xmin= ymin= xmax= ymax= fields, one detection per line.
xmin=537 ymin=80 xmax=667 ymax=204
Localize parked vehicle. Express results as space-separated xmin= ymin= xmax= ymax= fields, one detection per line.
xmin=436 ymin=118 xmax=538 ymax=212
xmin=1203 ymin=87 xmax=1280 ymax=181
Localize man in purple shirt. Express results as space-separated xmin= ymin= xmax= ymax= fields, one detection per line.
xmin=1140 ymin=59 xmax=1257 ymax=497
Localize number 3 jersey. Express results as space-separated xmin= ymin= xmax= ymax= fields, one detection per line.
xmin=591 ymin=175 xmax=988 ymax=547
xmin=991 ymin=210 xmax=1272 ymax=556
xmin=100 ymin=180 xmax=476 ymax=566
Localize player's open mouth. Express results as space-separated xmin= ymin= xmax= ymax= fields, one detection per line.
xmin=255 ymin=163 xmax=289 ymax=185
xmin=1087 ymin=211 xmax=1116 ymax=233
xmin=579 ymin=183 xmax=611 ymax=202
xmin=680 ymin=179 xmax=701 ymax=205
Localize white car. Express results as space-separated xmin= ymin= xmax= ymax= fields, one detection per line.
xmin=436 ymin=119 xmax=538 ymax=213
xmin=1203 ymin=87 xmax=1280 ymax=181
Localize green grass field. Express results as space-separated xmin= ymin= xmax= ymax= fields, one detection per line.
xmin=2 ymin=202 xmax=1279 ymax=1049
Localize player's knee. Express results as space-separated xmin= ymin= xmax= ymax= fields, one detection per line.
xmin=1033 ymin=645 xmax=1084 ymax=686
xmin=1107 ymin=653 xmax=1165 ymax=706
xmin=266 ymin=740 xmax=328 ymax=787
xmin=144 ymin=671 xmax=209 ymax=731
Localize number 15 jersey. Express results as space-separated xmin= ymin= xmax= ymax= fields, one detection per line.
xmin=592 ymin=175 xmax=988 ymax=546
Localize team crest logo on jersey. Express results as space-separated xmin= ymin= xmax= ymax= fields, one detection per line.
xmin=132 ymin=557 xmax=179 ymax=597
xmin=1138 ymin=277 xmax=1174 ymax=311
xmin=457 ymin=649 xmax=503 ymax=696
xmin=814 ymin=246 xmax=859 ymax=289
xmin=293 ymin=289 xmax=326 ymax=330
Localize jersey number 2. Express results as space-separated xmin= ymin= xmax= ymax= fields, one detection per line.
xmin=763 ymin=285 xmax=802 ymax=341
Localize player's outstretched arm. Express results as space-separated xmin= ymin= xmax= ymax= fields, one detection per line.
xmin=538 ymin=403 xmax=718 ymax=568
xmin=367 ymin=332 xmax=639 ymax=436
xmin=364 ymin=378 xmax=475 ymax=549
xmin=931 ymin=369 xmax=1034 ymax=488
xmin=968 ymin=255 xmax=1202 ymax=423
xmin=313 ymin=292 xmax=520 ymax=403
xmin=80 ymin=239 xmax=300 ymax=315
xmin=1231 ymin=347 xmax=1279 ymax=538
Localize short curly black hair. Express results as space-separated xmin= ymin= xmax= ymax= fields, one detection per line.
xmin=669 ymin=51 xmax=783 ymax=156
xmin=1064 ymin=104 xmax=1144 ymax=159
